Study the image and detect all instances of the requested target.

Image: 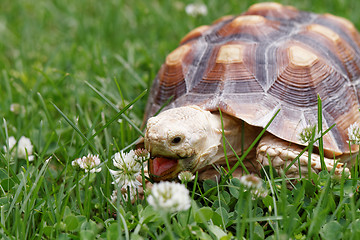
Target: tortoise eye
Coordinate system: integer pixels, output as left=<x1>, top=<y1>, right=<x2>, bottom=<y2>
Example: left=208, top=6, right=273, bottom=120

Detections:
left=171, top=136, right=182, bottom=144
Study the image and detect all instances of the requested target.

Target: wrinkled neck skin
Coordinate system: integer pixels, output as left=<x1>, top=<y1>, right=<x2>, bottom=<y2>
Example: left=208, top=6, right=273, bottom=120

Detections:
left=197, top=112, right=260, bottom=173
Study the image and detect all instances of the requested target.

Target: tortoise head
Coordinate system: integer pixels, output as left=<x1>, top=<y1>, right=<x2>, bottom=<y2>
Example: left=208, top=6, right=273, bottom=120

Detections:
left=144, top=105, right=222, bottom=181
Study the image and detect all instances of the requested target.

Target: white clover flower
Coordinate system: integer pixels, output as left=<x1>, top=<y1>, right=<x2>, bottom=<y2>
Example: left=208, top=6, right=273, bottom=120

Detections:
left=112, top=150, right=142, bottom=171
left=178, top=171, right=195, bottom=182
left=10, top=103, right=24, bottom=114
left=298, top=124, right=321, bottom=144
left=134, top=148, right=150, bottom=163
left=109, top=149, right=145, bottom=203
left=240, top=174, right=268, bottom=199
left=109, top=168, right=142, bottom=188
left=347, top=122, right=360, bottom=145
left=4, top=136, right=16, bottom=152
left=4, top=136, right=35, bottom=161
left=17, top=136, right=34, bottom=159
left=109, top=150, right=142, bottom=188
left=147, top=181, right=191, bottom=213
left=185, top=3, right=208, bottom=17
left=111, top=189, right=118, bottom=203
left=251, top=188, right=268, bottom=198
left=72, top=154, right=101, bottom=173
left=110, top=187, right=138, bottom=203
left=240, top=174, right=263, bottom=189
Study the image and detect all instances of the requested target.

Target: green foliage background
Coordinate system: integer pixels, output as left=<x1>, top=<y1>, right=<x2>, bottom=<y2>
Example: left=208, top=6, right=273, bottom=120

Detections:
left=1, top=0, right=360, bottom=239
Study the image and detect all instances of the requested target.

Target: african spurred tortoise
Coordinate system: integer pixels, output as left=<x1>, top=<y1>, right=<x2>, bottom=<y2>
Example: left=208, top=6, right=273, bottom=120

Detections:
left=143, top=2, right=360, bottom=181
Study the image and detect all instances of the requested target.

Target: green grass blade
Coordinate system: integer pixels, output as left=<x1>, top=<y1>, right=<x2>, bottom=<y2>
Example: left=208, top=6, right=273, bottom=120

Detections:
left=153, top=95, right=174, bottom=117
left=5, top=170, right=29, bottom=221
left=20, top=157, right=51, bottom=213
left=242, top=216, right=283, bottom=222
left=37, top=93, right=55, bottom=131
left=317, top=95, right=326, bottom=171
left=221, top=109, right=280, bottom=184
left=307, top=128, right=315, bottom=181
left=223, top=137, right=249, bottom=175
left=218, top=109, right=230, bottom=172
left=284, top=124, right=335, bottom=173
left=85, top=81, right=145, bottom=136
left=260, top=160, right=280, bottom=238
left=51, top=102, right=99, bottom=154
left=82, top=87, right=147, bottom=147
left=114, top=54, right=147, bottom=88
left=113, top=77, right=126, bottom=108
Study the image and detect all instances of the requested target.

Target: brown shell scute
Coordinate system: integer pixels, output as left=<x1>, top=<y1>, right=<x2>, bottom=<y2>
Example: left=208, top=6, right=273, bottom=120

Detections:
left=180, top=26, right=211, bottom=44
left=145, top=2, right=360, bottom=155
left=216, top=15, right=280, bottom=38
left=320, top=14, right=360, bottom=49
left=301, top=24, right=360, bottom=79
left=154, top=44, right=193, bottom=103
left=245, top=2, right=299, bottom=20
left=268, top=43, right=346, bottom=108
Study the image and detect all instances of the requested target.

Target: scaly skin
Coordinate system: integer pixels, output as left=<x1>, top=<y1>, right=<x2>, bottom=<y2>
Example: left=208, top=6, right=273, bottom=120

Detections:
left=256, top=134, right=349, bottom=178
left=144, top=106, right=349, bottom=181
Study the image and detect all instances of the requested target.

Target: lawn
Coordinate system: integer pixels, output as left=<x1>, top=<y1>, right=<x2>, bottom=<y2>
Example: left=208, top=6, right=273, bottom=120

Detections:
left=1, top=0, right=360, bottom=239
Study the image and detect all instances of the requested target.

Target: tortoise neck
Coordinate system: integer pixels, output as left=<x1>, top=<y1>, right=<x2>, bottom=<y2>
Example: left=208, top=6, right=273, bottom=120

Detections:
left=201, top=112, right=261, bottom=168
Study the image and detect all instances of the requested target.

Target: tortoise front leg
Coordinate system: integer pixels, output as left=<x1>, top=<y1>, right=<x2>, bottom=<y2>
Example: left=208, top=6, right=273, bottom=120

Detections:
left=256, top=134, right=349, bottom=178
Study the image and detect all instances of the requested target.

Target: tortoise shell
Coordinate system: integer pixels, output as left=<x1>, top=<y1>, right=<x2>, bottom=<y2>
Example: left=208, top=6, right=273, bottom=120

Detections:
left=145, top=2, right=360, bottom=156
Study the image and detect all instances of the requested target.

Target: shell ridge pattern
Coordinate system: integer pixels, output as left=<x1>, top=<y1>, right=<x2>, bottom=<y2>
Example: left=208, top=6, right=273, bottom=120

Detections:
left=314, top=16, right=360, bottom=56
left=146, top=3, right=360, bottom=154
left=321, top=109, right=346, bottom=151
left=298, top=22, right=360, bottom=81
left=254, top=43, right=269, bottom=91
left=188, top=44, right=216, bottom=94
left=181, top=16, right=235, bottom=45
left=351, top=79, right=360, bottom=103
left=256, top=13, right=317, bottom=91
left=293, top=35, right=348, bottom=77
left=184, top=39, right=209, bottom=96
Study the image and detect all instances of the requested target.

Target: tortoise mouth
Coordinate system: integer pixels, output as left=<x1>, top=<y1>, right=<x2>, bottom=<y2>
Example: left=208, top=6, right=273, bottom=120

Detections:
left=149, top=156, right=180, bottom=181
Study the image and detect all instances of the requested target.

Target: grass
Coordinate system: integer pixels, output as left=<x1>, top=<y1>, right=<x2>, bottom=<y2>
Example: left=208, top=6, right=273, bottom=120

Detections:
left=1, top=0, right=360, bottom=239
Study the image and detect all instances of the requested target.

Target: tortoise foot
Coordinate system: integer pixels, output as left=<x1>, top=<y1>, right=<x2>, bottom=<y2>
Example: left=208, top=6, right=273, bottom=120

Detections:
left=256, top=134, right=349, bottom=178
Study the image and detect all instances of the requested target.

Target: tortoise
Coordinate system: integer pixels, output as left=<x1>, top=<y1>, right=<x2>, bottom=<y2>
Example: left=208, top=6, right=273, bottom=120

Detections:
left=143, top=2, right=360, bottom=182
